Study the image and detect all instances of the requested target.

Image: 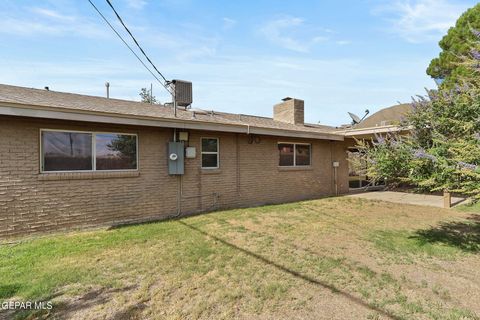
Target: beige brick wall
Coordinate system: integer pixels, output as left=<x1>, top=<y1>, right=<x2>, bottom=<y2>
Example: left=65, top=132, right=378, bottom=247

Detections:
left=0, top=116, right=349, bottom=238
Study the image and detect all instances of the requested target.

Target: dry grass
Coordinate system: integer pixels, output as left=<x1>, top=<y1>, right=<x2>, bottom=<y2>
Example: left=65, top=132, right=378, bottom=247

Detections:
left=1, top=197, right=480, bottom=319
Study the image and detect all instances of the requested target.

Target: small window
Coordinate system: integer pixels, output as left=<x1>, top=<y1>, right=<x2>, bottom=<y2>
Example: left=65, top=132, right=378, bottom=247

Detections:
left=201, top=138, right=219, bottom=169
left=41, top=130, right=138, bottom=172
left=278, top=143, right=311, bottom=167
left=295, top=144, right=311, bottom=166
left=278, top=143, right=294, bottom=166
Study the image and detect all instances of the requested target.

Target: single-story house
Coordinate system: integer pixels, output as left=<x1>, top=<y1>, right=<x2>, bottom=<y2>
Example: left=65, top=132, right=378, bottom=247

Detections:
left=0, top=84, right=402, bottom=238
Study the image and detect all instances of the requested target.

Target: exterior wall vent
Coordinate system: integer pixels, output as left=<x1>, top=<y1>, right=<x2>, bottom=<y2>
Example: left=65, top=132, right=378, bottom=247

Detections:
left=171, top=79, right=192, bottom=107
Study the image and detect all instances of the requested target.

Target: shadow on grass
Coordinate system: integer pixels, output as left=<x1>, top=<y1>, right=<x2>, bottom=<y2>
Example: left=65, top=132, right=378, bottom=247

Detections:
left=4, top=285, right=138, bottom=320
left=0, top=284, right=21, bottom=299
left=178, top=221, right=402, bottom=320
left=412, top=215, right=480, bottom=253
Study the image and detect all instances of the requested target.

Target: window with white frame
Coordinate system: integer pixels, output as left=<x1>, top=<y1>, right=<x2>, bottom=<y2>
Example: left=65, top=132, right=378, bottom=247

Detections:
left=41, top=130, right=138, bottom=172
left=201, top=138, right=219, bottom=169
left=278, top=143, right=311, bottom=167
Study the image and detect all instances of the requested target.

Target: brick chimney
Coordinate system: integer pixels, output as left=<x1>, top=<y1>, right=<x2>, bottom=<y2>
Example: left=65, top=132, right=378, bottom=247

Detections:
left=273, top=97, right=304, bottom=125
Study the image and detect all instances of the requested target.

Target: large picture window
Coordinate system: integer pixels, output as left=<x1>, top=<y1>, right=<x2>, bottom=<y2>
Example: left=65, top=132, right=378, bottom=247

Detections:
left=278, top=143, right=311, bottom=167
left=201, top=138, right=219, bottom=169
left=41, top=130, right=138, bottom=172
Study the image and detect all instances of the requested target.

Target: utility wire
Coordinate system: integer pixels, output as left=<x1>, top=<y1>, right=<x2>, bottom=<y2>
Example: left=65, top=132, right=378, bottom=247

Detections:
left=104, top=0, right=169, bottom=84
left=87, top=0, right=171, bottom=94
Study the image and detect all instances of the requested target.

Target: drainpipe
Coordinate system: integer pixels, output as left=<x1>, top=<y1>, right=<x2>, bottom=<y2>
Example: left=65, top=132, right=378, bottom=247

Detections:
left=333, top=165, right=338, bottom=196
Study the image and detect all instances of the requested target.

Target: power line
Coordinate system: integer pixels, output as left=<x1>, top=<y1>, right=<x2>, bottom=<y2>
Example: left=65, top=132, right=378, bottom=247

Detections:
left=104, top=0, right=169, bottom=84
left=87, top=0, right=171, bottom=94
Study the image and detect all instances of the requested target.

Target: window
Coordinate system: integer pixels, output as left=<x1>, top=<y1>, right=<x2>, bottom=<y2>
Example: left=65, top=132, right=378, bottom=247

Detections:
left=278, top=143, right=311, bottom=167
left=42, top=131, right=93, bottom=171
left=41, top=130, right=138, bottom=172
left=201, top=138, right=219, bottom=169
left=95, top=133, right=137, bottom=170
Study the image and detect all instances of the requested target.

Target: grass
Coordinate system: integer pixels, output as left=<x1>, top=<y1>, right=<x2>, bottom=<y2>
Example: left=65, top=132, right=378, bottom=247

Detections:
left=1, top=197, right=480, bottom=319
left=456, top=201, right=480, bottom=214
left=369, top=230, right=463, bottom=261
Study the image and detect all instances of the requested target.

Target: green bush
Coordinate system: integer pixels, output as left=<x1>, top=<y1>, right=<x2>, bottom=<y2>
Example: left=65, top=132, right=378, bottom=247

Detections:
left=356, top=28, right=480, bottom=199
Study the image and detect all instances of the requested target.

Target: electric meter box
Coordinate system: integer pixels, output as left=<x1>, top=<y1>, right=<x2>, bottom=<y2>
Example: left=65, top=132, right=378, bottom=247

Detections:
left=168, top=141, right=184, bottom=175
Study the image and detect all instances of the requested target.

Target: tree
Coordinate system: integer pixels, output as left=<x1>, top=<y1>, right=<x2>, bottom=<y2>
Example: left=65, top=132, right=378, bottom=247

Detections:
left=139, top=87, right=158, bottom=104
left=107, top=135, right=137, bottom=167
left=427, top=4, right=480, bottom=86
left=357, top=30, right=480, bottom=199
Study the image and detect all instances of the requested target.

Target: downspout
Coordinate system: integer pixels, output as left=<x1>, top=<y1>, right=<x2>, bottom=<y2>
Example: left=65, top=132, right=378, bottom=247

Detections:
left=333, top=142, right=338, bottom=196
left=334, top=165, right=338, bottom=196
left=330, top=141, right=339, bottom=196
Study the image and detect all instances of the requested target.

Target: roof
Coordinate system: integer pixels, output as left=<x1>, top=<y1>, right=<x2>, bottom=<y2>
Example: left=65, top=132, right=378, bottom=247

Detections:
left=342, top=124, right=412, bottom=138
left=0, top=84, right=343, bottom=140
left=354, top=103, right=412, bottom=129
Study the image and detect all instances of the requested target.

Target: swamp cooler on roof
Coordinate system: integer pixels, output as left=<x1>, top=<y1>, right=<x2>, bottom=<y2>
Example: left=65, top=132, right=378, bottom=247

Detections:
left=171, top=80, right=192, bottom=107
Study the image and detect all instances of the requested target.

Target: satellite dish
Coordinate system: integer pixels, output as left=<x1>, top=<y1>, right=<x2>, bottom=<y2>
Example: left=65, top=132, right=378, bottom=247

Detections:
left=348, top=112, right=362, bottom=124
left=348, top=109, right=370, bottom=125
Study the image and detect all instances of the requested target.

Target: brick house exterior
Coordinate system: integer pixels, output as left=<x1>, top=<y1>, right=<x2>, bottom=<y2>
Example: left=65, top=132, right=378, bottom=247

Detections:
left=0, top=84, right=351, bottom=238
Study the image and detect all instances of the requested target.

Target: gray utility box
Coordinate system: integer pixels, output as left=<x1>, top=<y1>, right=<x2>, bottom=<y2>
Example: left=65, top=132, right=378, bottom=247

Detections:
left=168, top=141, right=184, bottom=175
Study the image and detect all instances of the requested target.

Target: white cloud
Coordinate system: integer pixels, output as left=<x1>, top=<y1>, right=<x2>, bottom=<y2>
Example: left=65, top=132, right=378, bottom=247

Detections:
left=260, top=16, right=330, bottom=53
left=0, top=16, right=107, bottom=38
left=125, top=0, right=147, bottom=10
left=222, top=17, right=237, bottom=29
left=30, top=7, right=75, bottom=21
left=336, top=40, right=351, bottom=45
left=0, top=6, right=108, bottom=38
left=375, top=0, right=471, bottom=43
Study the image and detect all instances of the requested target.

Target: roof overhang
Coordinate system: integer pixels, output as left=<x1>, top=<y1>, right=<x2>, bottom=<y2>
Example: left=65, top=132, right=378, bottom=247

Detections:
left=0, top=102, right=344, bottom=141
left=341, top=125, right=412, bottom=138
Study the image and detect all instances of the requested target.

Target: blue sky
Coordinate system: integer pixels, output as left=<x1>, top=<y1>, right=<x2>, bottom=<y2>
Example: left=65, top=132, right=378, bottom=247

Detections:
left=0, top=0, right=477, bottom=125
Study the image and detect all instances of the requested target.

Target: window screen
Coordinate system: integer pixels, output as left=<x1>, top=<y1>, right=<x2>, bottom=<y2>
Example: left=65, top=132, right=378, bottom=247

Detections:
left=278, top=143, right=294, bottom=166
left=41, top=130, right=138, bottom=172
left=201, top=138, right=219, bottom=168
left=278, top=143, right=311, bottom=167
left=95, top=134, right=137, bottom=170
left=42, top=131, right=93, bottom=171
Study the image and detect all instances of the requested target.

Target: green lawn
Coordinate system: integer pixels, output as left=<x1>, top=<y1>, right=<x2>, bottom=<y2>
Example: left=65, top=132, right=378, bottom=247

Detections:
left=1, top=197, right=480, bottom=319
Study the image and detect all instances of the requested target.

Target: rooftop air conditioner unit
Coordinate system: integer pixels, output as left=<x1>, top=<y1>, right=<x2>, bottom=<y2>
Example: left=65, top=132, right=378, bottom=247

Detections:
left=171, top=79, right=192, bottom=107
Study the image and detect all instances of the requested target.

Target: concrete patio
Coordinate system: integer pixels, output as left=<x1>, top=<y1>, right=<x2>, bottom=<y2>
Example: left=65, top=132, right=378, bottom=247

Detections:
left=347, top=191, right=467, bottom=208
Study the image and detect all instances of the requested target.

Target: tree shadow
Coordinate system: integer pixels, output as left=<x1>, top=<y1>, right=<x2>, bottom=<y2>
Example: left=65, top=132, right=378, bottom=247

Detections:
left=3, top=285, right=138, bottom=320
left=177, top=221, right=402, bottom=320
left=52, top=285, right=138, bottom=319
left=111, top=302, right=147, bottom=320
left=412, top=214, right=480, bottom=253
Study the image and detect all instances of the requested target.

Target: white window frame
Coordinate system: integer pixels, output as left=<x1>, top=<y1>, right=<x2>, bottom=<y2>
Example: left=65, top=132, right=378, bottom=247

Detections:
left=201, top=137, right=219, bottom=169
left=39, top=129, right=139, bottom=173
left=278, top=142, right=312, bottom=167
